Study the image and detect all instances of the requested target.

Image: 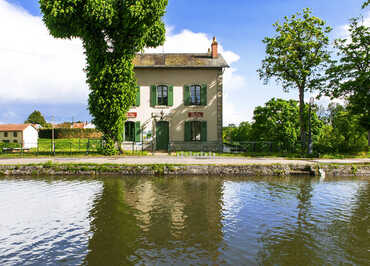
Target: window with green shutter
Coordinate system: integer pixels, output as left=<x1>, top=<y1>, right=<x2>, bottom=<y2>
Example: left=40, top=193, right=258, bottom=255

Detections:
left=184, top=85, right=190, bottom=106
left=168, top=85, right=174, bottom=106
left=150, top=85, right=157, bottom=107
left=135, top=86, right=140, bottom=107
left=201, top=84, right=207, bottom=106
left=185, top=121, right=207, bottom=142
left=184, top=121, right=191, bottom=141
left=135, top=121, right=141, bottom=142
left=124, top=121, right=135, bottom=141
left=201, top=121, right=207, bottom=141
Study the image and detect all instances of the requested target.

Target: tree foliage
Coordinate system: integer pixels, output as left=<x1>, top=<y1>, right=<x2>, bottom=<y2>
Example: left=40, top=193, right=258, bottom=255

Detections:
left=362, top=0, right=369, bottom=9
left=258, top=8, right=331, bottom=144
left=250, top=98, right=323, bottom=149
left=315, top=103, right=368, bottom=153
left=39, top=0, right=168, bottom=154
left=321, top=17, right=369, bottom=145
left=24, top=110, right=47, bottom=127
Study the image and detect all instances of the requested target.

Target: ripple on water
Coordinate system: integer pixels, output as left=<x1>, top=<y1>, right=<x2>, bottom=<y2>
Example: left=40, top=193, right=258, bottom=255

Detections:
left=0, top=178, right=102, bottom=265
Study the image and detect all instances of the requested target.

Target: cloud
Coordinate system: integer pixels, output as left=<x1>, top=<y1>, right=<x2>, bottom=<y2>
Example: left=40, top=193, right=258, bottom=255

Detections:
left=0, top=0, right=246, bottom=125
left=335, top=11, right=370, bottom=38
left=0, top=0, right=88, bottom=104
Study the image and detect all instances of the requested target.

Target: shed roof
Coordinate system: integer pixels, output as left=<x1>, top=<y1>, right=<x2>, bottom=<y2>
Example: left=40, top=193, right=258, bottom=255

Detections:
left=0, top=124, right=33, bottom=132
left=133, top=53, right=229, bottom=69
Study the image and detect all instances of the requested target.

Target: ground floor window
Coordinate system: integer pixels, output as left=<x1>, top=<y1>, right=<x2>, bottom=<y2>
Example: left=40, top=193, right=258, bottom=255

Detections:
left=125, top=121, right=135, bottom=142
left=124, top=121, right=141, bottom=142
left=185, top=121, right=207, bottom=142
left=13, top=140, right=18, bottom=143
left=191, top=121, right=201, bottom=141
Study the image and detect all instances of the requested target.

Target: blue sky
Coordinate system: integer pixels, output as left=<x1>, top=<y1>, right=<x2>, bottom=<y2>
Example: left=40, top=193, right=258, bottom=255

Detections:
left=0, top=0, right=368, bottom=124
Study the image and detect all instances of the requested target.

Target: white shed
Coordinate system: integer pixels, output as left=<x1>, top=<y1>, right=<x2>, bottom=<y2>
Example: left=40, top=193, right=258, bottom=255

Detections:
left=0, top=124, right=39, bottom=149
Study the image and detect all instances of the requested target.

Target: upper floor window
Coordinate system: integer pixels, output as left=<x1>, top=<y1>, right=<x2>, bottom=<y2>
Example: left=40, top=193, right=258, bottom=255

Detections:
left=150, top=85, right=174, bottom=107
left=13, top=132, right=17, bottom=137
left=157, top=85, right=168, bottom=106
left=184, top=84, right=207, bottom=106
left=4, top=132, right=8, bottom=138
left=190, top=85, right=201, bottom=105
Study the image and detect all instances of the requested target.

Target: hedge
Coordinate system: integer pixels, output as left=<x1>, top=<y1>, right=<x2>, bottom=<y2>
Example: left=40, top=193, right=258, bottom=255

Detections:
left=39, top=128, right=102, bottom=139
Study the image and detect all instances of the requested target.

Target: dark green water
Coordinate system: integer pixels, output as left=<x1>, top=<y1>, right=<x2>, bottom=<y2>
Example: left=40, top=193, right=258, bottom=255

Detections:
left=0, top=176, right=369, bottom=265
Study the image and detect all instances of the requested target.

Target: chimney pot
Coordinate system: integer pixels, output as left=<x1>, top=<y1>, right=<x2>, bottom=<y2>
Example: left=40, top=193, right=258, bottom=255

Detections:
left=211, top=36, right=218, bottom=58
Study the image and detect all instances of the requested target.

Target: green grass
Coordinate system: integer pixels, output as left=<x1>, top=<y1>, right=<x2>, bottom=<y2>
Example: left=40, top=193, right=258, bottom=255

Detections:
left=174, top=151, right=370, bottom=159
left=0, top=138, right=149, bottom=158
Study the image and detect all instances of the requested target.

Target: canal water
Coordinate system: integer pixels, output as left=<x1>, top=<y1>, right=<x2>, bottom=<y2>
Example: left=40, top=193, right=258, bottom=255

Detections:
left=0, top=176, right=369, bottom=265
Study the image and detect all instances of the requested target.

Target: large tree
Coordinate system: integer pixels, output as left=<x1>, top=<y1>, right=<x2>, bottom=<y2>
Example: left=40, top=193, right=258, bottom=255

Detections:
left=258, top=8, right=331, bottom=145
left=24, top=110, right=47, bottom=127
left=321, top=18, right=369, bottom=146
left=39, top=0, right=168, bottom=154
left=250, top=98, right=323, bottom=151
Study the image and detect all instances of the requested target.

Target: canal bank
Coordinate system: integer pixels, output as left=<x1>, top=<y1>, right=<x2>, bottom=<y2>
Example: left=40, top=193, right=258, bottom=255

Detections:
left=0, top=162, right=369, bottom=177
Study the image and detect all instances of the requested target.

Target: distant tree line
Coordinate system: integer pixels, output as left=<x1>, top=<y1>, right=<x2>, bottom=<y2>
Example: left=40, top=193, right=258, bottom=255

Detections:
left=223, top=98, right=368, bottom=154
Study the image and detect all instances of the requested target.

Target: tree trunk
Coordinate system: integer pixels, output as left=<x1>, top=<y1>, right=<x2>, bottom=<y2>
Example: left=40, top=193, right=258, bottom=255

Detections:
left=299, top=87, right=306, bottom=145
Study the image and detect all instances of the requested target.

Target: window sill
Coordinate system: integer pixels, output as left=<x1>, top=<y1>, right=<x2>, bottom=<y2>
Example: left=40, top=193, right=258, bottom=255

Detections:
left=152, top=105, right=171, bottom=109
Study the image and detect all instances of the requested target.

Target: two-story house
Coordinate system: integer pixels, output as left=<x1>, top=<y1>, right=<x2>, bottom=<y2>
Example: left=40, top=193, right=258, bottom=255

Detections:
left=123, top=37, right=229, bottom=152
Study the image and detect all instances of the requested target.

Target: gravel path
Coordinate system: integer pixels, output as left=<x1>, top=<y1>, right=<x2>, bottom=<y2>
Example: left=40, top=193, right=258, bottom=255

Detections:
left=0, top=156, right=368, bottom=165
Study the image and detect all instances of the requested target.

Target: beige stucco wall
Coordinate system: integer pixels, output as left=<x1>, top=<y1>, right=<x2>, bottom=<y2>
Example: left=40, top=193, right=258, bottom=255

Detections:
left=0, top=131, right=22, bottom=144
left=127, top=68, right=222, bottom=143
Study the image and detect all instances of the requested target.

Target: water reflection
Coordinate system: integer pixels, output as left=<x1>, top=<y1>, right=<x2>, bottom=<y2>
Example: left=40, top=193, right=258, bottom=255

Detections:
left=0, top=176, right=368, bottom=265
left=84, top=177, right=225, bottom=265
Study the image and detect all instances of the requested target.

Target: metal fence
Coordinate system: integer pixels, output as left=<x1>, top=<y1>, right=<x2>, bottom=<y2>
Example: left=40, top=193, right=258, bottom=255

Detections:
left=224, top=141, right=306, bottom=154
left=0, top=139, right=156, bottom=157
left=0, top=139, right=103, bottom=157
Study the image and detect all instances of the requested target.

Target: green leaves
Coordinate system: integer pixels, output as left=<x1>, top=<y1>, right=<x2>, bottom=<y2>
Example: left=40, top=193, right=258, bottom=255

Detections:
left=39, top=0, right=168, bottom=154
left=323, top=17, right=370, bottom=132
left=258, top=8, right=332, bottom=145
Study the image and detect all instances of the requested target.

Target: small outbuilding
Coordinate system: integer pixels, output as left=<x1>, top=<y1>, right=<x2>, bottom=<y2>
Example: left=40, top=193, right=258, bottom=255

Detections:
left=0, top=124, right=39, bottom=149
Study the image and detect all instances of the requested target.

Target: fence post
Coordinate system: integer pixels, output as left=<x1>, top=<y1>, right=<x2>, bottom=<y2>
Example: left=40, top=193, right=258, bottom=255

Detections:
left=87, top=139, right=90, bottom=155
left=70, top=142, right=72, bottom=156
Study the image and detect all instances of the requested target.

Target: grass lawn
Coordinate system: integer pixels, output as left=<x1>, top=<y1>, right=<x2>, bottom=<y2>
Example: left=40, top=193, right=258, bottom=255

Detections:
left=0, top=138, right=148, bottom=157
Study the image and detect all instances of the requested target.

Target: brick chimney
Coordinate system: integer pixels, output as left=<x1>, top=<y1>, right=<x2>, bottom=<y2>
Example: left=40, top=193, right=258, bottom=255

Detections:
left=211, top=36, right=218, bottom=58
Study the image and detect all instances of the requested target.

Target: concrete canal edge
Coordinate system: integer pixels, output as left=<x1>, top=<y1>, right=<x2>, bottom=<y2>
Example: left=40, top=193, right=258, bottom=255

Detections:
left=0, top=163, right=369, bottom=177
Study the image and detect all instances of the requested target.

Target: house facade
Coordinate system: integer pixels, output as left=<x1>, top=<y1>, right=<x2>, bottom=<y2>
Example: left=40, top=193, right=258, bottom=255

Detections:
left=122, top=38, right=228, bottom=152
left=0, top=124, right=38, bottom=149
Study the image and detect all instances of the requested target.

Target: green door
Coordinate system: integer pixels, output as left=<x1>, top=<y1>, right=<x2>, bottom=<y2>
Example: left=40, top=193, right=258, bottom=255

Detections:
left=156, top=121, right=169, bottom=150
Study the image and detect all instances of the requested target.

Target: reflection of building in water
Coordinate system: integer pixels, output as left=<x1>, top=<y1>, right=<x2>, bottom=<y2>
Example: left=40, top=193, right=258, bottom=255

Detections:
left=123, top=177, right=225, bottom=263
left=85, top=177, right=225, bottom=265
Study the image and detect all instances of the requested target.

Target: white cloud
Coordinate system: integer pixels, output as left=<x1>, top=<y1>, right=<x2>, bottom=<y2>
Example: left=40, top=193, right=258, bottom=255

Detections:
left=0, top=0, right=88, bottom=104
left=336, top=11, right=370, bottom=38
left=0, top=0, right=246, bottom=125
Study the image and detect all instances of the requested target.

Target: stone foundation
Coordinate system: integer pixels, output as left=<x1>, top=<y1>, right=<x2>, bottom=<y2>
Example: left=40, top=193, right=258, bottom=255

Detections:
left=0, top=163, right=369, bottom=177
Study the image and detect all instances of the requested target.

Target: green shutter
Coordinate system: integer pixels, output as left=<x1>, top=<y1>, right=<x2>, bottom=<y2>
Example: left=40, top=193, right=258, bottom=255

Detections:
left=168, top=85, right=173, bottom=106
left=201, top=121, right=207, bottom=141
left=184, top=121, right=191, bottom=141
left=123, top=122, right=126, bottom=141
left=135, top=86, right=140, bottom=107
left=184, top=85, right=190, bottom=106
left=135, top=121, right=141, bottom=142
left=201, top=84, right=207, bottom=106
left=150, top=85, right=157, bottom=107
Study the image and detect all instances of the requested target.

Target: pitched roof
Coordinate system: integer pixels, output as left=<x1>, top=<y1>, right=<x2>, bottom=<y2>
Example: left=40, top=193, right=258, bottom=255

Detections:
left=133, top=53, right=229, bottom=69
left=0, top=124, right=33, bottom=132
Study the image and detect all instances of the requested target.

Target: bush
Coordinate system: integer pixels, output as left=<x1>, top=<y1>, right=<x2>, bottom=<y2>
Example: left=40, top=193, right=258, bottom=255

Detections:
left=39, top=128, right=102, bottom=139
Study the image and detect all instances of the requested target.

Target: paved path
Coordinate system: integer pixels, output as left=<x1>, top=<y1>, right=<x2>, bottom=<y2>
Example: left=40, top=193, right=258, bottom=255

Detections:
left=0, top=156, right=369, bottom=165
